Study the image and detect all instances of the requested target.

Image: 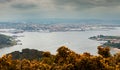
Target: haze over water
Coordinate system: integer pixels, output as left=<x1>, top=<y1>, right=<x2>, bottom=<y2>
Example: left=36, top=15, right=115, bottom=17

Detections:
left=0, top=27, right=120, bottom=56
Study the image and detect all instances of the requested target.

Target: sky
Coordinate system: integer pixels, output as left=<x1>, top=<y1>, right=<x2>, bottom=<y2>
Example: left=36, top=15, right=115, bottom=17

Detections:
left=0, top=0, right=120, bottom=22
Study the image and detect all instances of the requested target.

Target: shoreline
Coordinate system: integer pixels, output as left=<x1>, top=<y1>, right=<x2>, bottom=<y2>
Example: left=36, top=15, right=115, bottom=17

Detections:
left=111, top=47, right=120, bottom=52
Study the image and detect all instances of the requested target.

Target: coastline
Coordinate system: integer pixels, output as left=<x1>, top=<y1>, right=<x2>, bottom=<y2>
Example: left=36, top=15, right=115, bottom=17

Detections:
left=0, top=34, right=17, bottom=49
left=111, top=47, right=120, bottom=52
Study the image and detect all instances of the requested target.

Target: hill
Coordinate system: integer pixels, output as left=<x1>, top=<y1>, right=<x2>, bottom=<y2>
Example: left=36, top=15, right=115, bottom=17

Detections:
left=7, top=48, right=44, bottom=60
left=0, top=34, right=16, bottom=48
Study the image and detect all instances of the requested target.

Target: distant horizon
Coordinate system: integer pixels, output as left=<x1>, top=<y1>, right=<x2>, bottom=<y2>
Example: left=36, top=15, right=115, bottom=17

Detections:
left=0, top=19, right=120, bottom=24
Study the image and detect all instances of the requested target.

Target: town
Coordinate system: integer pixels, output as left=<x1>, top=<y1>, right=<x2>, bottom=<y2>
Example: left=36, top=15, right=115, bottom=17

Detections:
left=0, top=22, right=119, bottom=33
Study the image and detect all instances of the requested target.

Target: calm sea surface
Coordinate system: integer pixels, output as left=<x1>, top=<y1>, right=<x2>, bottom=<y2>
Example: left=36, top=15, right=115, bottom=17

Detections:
left=0, top=27, right=120, bottom=56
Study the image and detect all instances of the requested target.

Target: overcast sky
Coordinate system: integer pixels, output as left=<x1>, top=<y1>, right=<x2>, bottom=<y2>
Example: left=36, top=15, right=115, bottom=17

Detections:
left=0, top=0, right=120, bottom=22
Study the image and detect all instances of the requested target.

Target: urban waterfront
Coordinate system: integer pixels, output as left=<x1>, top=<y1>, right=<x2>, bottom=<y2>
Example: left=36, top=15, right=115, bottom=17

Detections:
left=0, top=27, right=120, bottom=56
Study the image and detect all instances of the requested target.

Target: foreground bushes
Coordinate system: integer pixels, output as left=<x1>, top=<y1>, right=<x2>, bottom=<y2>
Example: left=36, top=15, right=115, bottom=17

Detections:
left=1, top=46, right=120, bottom=70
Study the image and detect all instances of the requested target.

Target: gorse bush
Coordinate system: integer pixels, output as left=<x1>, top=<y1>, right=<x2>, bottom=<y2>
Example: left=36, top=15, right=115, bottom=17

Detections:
left=1, top=46, right=120, bottom=70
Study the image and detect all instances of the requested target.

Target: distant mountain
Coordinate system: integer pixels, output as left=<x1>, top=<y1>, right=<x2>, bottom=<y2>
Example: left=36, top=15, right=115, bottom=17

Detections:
left=0, top=19, right=120, bottom=24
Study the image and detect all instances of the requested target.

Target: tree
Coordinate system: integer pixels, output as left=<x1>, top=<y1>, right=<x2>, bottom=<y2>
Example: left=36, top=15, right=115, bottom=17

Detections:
left=98, top=46, right=111, bottom=58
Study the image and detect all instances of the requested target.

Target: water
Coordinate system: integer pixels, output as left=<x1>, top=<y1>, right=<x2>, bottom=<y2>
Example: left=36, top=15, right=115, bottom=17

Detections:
left=0, top=28, right=120, bottom=56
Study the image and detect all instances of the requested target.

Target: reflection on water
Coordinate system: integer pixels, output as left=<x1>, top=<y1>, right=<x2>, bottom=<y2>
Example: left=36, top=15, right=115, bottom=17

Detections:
left=0, top=28, right=120, bottom=56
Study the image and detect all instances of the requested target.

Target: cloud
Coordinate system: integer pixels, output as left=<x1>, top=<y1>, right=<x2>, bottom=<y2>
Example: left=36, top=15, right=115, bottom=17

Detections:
left=0, top=0, right=120, bottom=10
left=11, top=3, right=37, bottom=9
left=0, top=0, right=120, bottom=21
left=53, top=0, right=120, bottom=10
left=0, top=0, right=56, bottom=10
left=0, top=0, right=12, bottom=3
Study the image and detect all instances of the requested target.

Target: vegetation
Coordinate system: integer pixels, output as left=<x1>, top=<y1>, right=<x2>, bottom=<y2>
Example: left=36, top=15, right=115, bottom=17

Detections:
left=1, top=46, right=120, bottom=70
left=0, top=34, right=16, bottom=48
left=7, top=48, right=44, bottom=60
left=103, top=42, right=120, bottom=49
left=89, top=35, right=120, bottom=41
left=89, top=35, right=120, bottom=48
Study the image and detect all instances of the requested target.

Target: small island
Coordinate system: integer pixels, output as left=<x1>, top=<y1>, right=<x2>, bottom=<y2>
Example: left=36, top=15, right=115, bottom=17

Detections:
left=0, top=34, right=17, bottom=48
left=89, top=35, right=120, bottom=48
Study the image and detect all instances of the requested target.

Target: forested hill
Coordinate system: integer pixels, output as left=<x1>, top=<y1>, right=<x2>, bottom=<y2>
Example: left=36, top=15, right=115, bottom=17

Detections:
left=0, top=34, right=16, bottom=48
left=7, top=48, right=44, bottom=60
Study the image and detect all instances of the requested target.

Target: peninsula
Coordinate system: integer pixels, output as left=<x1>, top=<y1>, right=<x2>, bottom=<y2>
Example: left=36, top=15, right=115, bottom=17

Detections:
left=89, top=35, right=120, bottom=48
left=0, top=34, right=17, bottom=48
